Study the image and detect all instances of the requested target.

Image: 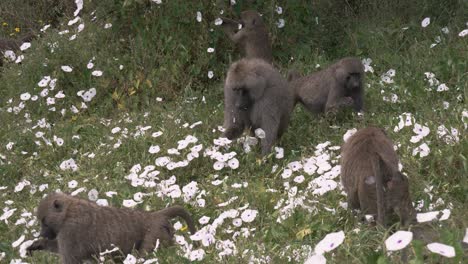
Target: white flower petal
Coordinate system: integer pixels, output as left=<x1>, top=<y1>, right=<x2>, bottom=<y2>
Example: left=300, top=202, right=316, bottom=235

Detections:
left=314, top=231, right=345, bottom=255
left=343, top=128, right=357, bottom=142
left=20, top=42, right=31, bottom=51
left=12, top=235, right=25, bottom=248
left=463, top=228, right=468, bottom=244
left=421, top=17, right=431, bottom=28
left=427, top=243, right=455, bottom=258
left=123, top=199, right=138, bottom=208
left=61, top=65, right=73, bottom=72
left=304, top=254, right=326, bottom=264
left=254, top=128, right=266, bottom=138
left=240, top=209, right=257, bottom=223
left=417, top=211, right=439, bottom=223
left=458, top=29, right=468, bottom=37
left=385, top=231, right=413, bottom=251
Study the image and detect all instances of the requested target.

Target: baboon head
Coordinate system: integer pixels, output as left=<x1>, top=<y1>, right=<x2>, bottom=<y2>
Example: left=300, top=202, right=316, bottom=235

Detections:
left=385, top=172, right=416, bottom=226
left=234, top=88, right=253, bottom=110
left=334, top=59, right=364, bottom=94
left=37, top=193, right=69, bottom=239
left=226, top=60, right=266, bottom=110
left=241, top=10, right=263, bottom=28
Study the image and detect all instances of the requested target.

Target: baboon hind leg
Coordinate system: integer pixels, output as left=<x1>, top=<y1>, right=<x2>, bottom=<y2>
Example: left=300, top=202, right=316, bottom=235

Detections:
left=347, top=190, right=360, bottom=210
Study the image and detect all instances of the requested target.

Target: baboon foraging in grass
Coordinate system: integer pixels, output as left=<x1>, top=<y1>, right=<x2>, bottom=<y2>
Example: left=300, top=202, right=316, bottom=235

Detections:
left=27, top=192, right=196, bottom=263
left=221, top=10, right=272, bottom=63
left=223, top=58, right=294, bottom=156
left=340, top=127, right=416, bottom=226
left=290, top=57, right=364, bottom=114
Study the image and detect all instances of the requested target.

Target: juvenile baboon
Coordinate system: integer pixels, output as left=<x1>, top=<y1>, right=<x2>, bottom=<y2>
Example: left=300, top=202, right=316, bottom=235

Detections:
left=223, top=58, right=294, bottom=155
left=340, top=127, right=416, bottom=226
left=221, top=10, right=272, bottom=63
left=290, top=57, right=364, bottom=114
left=27, top=193, right=196, bottom=263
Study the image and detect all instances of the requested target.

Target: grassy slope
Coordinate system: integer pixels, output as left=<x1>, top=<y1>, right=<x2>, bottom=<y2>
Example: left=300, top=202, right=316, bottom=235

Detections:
left=0, top=0, right=467, bottom=263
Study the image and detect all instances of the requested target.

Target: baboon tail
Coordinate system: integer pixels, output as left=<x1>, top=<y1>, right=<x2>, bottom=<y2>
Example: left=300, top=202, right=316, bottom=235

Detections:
left=159, top=206, right=197, bottom=234
left=371, top=155, right=386, bottom=225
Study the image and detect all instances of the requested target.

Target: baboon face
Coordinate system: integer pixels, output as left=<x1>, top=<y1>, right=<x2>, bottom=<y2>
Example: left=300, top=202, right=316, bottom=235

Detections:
left=37, top=195, right=68, bottom=239
left=241, top=11, right=262, bottom=28
left=345, top=72, right=362, bottom=92
left=234, top=88, right=252, bottom=110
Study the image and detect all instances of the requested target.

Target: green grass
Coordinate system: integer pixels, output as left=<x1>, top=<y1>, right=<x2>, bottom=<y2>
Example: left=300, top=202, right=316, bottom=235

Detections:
left=0, top=0, right=467, bottom=263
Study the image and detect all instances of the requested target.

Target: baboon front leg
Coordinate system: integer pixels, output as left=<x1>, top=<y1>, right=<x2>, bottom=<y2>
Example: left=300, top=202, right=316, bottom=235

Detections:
left=351, top=93, right=363, bottom=112
left=140, top=229, right=173, bottom=253
left=221, top=17, right=241, bottom=39
left=27, top=238, right=59, bottom=254
left=325, top=85, right=352, bottom=113
left=259, top=116, right=280, bottom=156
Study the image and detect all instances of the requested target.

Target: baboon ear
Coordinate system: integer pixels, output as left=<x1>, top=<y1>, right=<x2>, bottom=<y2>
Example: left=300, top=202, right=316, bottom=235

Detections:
left=53, top=199, right=64, bottom=212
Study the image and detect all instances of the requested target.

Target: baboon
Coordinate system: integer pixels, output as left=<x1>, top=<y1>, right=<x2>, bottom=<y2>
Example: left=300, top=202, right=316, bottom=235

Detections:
left=27, top=192, right=196, bottom=263
left=340, top=127, right=416, bottom=226
left=221, top=10, right=272, bottom=63
left=223, top=58, right=294, bottom=156
left=289, top=57, right=364, bottom=114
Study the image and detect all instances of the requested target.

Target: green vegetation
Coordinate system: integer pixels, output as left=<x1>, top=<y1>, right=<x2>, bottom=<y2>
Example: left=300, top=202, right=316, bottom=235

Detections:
left=0, top=0, right=466, bottom=263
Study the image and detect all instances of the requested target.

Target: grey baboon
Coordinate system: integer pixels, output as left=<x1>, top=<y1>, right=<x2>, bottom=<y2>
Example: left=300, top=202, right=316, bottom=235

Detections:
left=340, top=127, right=415, bottom=226
left=221, top=10, right=272, bottom=63
left=27, top=193, right=196, bottom=263
left=290, top=57, right=364, bottom=114
left=223, top=58, right=294, bottom=155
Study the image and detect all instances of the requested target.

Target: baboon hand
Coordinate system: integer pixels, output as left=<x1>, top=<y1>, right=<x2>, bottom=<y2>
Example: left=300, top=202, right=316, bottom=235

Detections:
left=27, top=240, right=46, bottom=255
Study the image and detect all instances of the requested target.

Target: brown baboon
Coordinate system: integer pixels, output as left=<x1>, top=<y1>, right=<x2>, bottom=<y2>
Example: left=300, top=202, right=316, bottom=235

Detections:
left=27, top=193, right=196, bottom=263
left=221, top=10, right=272, bottom=63
left=340, top=127, right=415, bottom=226
left=290, top=57, right=364, bottom=114
left=223, top=58, right=294, bottom=156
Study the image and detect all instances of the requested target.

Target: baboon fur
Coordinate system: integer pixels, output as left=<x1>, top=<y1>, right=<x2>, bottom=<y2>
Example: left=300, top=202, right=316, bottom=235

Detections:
left=223, top=58, right=294, bottom=155
left=290, top=57, right=364, bottom=114
left=27, top=192, right=196, bottom=263
left=340, top=127, right=416, bottom=226
left=221, top=10, right=272, bottom=63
